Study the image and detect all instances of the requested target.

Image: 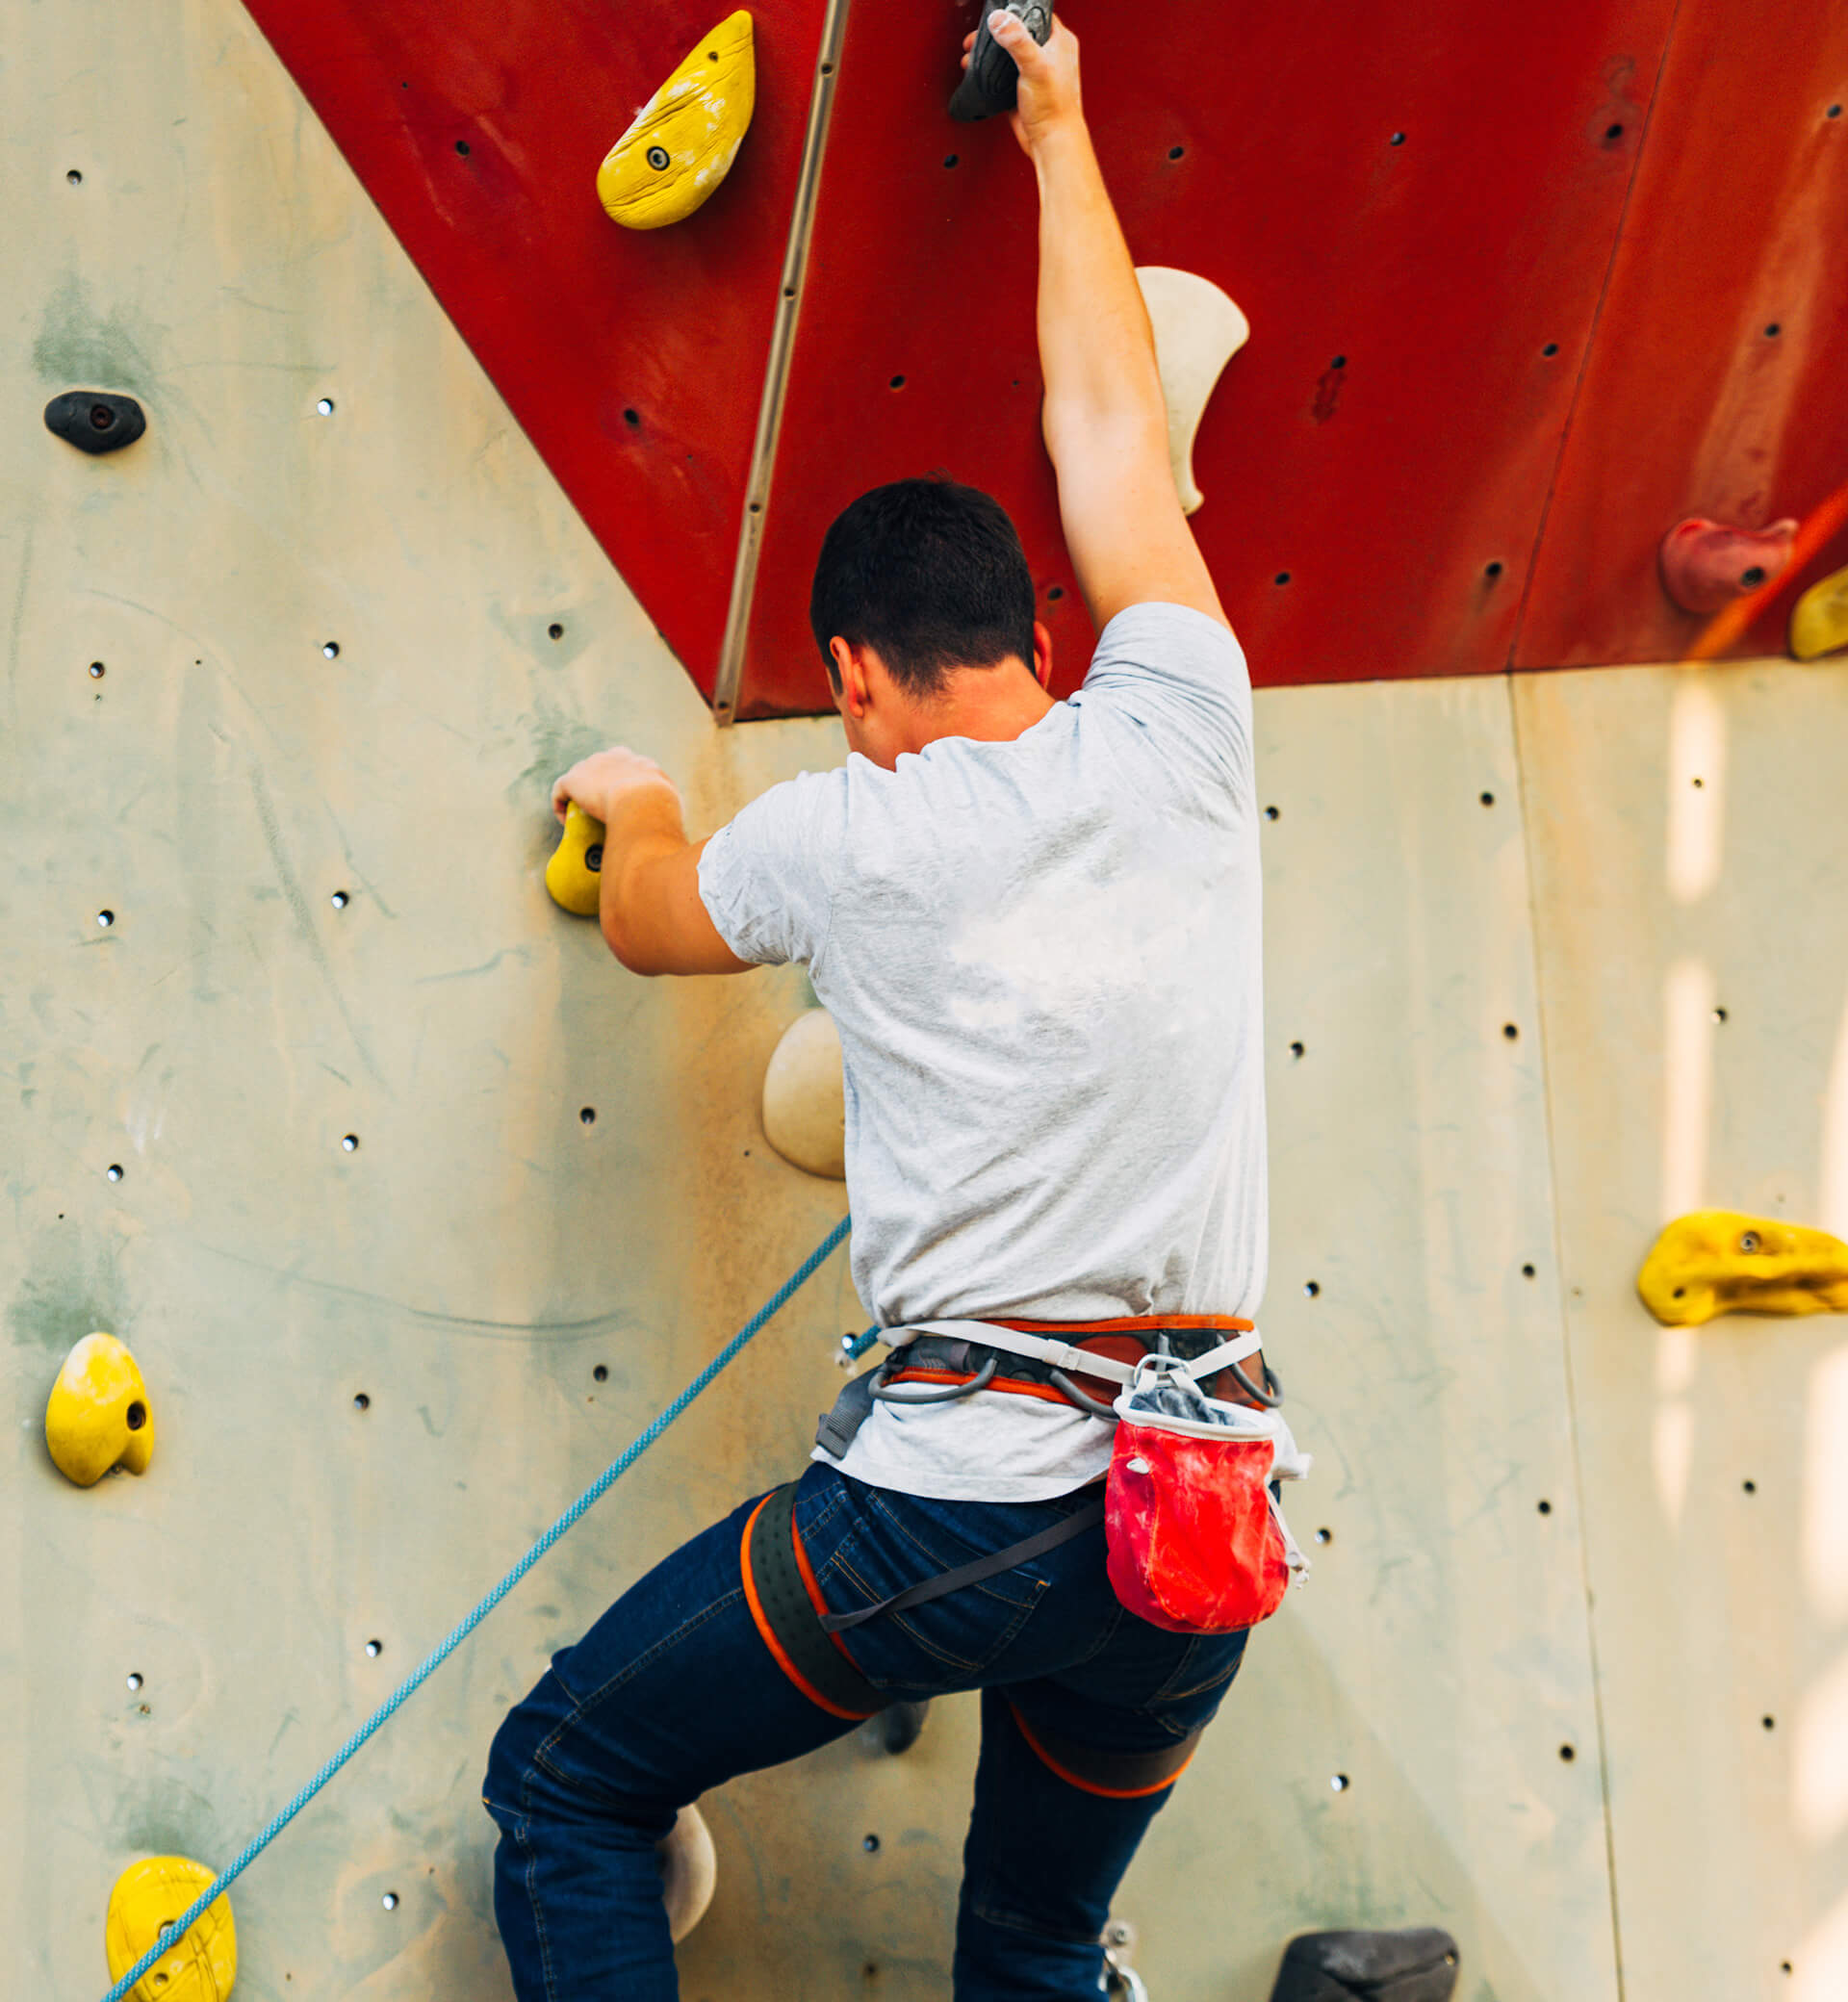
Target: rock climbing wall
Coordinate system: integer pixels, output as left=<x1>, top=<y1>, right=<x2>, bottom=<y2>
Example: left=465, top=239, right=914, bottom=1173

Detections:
left=6, top=4, right=1848, bottom=2002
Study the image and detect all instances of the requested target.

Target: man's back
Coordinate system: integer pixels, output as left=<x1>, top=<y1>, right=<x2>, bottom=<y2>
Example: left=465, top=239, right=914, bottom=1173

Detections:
left=701, top=603, right=1268, bottom=1499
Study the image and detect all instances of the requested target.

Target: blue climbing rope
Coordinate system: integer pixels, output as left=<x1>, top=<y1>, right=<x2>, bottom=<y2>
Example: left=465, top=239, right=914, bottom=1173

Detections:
left=96, top=1215, right=852, bottom=2002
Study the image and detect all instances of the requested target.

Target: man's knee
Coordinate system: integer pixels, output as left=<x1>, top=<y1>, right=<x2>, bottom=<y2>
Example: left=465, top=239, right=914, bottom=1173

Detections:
left=482, top=1669, right=569, bottom=1820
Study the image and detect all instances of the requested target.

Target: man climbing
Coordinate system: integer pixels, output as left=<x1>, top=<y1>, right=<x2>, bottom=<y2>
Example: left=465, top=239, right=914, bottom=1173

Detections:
left=485, top=15, right=1274, bottom=1998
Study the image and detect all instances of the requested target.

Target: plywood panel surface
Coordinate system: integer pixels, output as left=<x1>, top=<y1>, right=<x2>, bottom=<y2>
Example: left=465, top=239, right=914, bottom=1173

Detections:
left=1517, top=660, right=1848, bottom=2001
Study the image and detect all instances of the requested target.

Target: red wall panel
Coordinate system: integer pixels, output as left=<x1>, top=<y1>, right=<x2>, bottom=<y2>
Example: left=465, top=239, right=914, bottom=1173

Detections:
left=1514, top=4, right=1848, bottom=668
left=741, top=0, right=1678, bottom=714
left=240, top=0, right=831, bottom=697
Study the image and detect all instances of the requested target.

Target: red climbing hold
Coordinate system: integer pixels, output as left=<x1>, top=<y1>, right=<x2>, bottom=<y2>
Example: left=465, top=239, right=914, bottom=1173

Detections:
left=1658, top=516, right=1796, bottom=615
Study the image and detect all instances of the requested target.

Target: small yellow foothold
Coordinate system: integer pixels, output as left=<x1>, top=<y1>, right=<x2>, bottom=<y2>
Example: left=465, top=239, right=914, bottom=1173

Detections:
left=1789, top=560, right=1848, bottom=660
left=106, top=1856, right=236, bottom=2002
left=46, top=1332, right=154, bottom=1487
left=546, top=802, right=606, bottom=917
left=597, top=11, right=756, bottom=231
left=1637, top=1210, right=1848, bottom=1326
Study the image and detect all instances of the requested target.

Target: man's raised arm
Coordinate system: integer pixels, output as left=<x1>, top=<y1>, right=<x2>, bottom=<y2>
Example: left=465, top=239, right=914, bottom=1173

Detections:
left=988, top=12, right=1228, bottom=634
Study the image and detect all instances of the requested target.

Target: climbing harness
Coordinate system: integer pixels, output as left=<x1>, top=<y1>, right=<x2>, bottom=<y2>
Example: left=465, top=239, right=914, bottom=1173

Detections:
left=93, top=1216, right=852, bottom=2002
left=810, top=1314, right=1312, bottom=1646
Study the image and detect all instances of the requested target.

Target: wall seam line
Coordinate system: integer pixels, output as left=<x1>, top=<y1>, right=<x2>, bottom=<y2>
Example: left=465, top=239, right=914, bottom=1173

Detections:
left=711, top=0, right=854, bottom=725
left=1508, top=666, right=1630, bottom=2002
left=1503, top=0, right=1689, bottom=677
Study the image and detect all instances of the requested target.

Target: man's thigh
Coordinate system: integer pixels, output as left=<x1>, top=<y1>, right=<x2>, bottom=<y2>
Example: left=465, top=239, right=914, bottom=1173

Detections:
left=484, top=1489, right=864, bottom=1826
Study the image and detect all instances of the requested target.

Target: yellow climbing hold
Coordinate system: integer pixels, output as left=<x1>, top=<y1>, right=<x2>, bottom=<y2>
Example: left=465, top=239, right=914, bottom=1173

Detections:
left=106, top=1856, right=236, bottom=2002
left=597, top=12, right=756, bottom=231
left=46, top=1332, right=154, bottom=1487
left=1789, top=560, right=1848, bottom=660
left=546, top=801, right=605, bottom=917
left=1637, top=1210, right=1848, bottom=1326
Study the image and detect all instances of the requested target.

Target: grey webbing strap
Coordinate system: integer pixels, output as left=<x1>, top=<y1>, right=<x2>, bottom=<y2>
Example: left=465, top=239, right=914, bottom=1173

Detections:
left=815, top=1367, right=880, bottom=1459
left=1010, top=1702, right=1205, bottom=1795
left=817, top=1496, right=1106, bottom=1634
left=745, top=1482, right=887, bottom=1717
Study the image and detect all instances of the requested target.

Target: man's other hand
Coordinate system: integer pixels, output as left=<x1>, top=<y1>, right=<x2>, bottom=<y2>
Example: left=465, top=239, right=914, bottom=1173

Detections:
left=552, top=746, right=680, bottom=827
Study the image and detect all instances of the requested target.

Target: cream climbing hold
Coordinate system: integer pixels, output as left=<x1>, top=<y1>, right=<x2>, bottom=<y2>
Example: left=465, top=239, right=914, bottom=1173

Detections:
left=1134, top=267, right=1249, bottom=517
left=762, top=1008, right=846, bottom=1179
left=598, top=12, right=756, bottom=230
left=106, top=1856, right=236, bottom=2002
left=45, top=1331, right=154, bottom=1487
left=659, top=1804, right=718, bottom=1943
left=1789, top=559, right=1848, bottom=660
left=1637, top=1210, right=1848, bottom=1326
left=546, top=802, right=605, bottom=917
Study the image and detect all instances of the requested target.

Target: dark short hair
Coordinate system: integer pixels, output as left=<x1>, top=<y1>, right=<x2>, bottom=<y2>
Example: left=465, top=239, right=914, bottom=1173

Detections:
left=808, top=477, right=1036, bottom=697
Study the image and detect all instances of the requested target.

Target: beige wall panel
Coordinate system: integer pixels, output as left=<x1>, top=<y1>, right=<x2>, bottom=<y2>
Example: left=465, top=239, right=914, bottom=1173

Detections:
left=6, top=4, right=1621, bottom=2000
left=1516, top=661, right=1848, bottom=2002
left=1116, top=679, right=1613, bottom=2002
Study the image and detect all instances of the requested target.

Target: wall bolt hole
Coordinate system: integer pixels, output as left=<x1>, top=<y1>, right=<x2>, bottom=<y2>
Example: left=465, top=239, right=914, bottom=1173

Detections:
left=1762, top=1714, right=1776, bottom=1730
left=1537, top=1499, right=1553, bottom=1514
left=1559, top=1743, right=1576, bottom=1761
left=353, top=1393, right=371, bottom=1411
left=316, top=398, right=335, bottom=416
left=1713, top=1006, right=1728, bottom=1023
left=341, top=1134, right=360, bottom=1152
left=1303, top=1280, right=1321, bottom=1298
left=861, top=1833, right=880, bottom=1853
left=1743, top=1478, right=1758, bottom=1494
left=1314, top=1527, right=1332, bottom=1546
left=1289, top=1040, right=1305, bottom=1060
left=593, top=1364, right=609, bottom=1382
left=1502, top=1023, right=1520, bottom=1040
left=365, top=1638, right=382, bottom=1658
left=1331, top=1772, right=1350, bottom=1790
left=1522, top=1263, right=1536, bottom=1278
left=1480, top=790, right=1496, bottom=806
left=67, top=168, right=83, bottom=185
left=382, top=1890, right=399, bottom=1910
left=321, top=642, right=340, bottom=659
left=548, top=622, right=564, bottom=640
left=127, top=1672, right=143, bottom=1691
left=331, top=890, right=350, bottom=909
left=579, top=1106, right=597, bottom=1124
left=97, top=910, right=115, bottom=928
left=1264, top=805, right=1280, bottom=821
left=106, top=1164, right=124, bottom=1183
left=89, top=660, right=105, bottom=679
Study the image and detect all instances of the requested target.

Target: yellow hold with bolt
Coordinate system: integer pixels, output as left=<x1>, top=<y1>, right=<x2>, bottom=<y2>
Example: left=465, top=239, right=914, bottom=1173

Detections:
left=106, top=1856, right=236, bottom=2002
left=547, top=801, right=606, bottom=917
left=46, top=1331, right=155, bottom=1487
left=1637, top=1210, right=1848, bottom=1326
left=597, top=12, right=756, bottom=231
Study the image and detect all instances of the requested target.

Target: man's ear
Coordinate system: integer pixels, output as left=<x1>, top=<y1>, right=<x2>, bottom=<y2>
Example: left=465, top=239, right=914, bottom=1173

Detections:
left=829, top=636, right=872, bottom=716
left=1031, top=621, right=1053, bottom=691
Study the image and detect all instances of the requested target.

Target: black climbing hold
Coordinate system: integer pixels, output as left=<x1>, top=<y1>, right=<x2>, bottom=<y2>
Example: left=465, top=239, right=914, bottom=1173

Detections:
left=948, top=1, right=1053, bottom=122
left=1270, top=1927, right=1459, bottom=2002
left=44, top=390, right=146, bottom=455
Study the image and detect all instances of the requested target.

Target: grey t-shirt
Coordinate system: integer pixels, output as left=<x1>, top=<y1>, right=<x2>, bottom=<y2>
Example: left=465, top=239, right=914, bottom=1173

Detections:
left=698, top=603, right=1268, bottom=1501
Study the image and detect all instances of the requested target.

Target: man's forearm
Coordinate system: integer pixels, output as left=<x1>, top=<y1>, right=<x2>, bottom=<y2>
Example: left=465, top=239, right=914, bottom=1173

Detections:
left=1032, top=121, right=1166, bottom=453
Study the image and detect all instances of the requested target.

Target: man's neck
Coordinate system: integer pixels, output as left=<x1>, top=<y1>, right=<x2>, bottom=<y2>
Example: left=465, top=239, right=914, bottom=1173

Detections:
left=903, top=665, right=1056, bottom=754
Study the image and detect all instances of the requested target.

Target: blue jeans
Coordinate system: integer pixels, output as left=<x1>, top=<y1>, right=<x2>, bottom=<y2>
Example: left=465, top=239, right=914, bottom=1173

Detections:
left=483, top=1460, right=1248, bottom=2001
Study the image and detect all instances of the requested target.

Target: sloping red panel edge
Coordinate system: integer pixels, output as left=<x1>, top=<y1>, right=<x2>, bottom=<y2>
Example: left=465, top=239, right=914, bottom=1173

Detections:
left=241, top=0, right=830, bottom=696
